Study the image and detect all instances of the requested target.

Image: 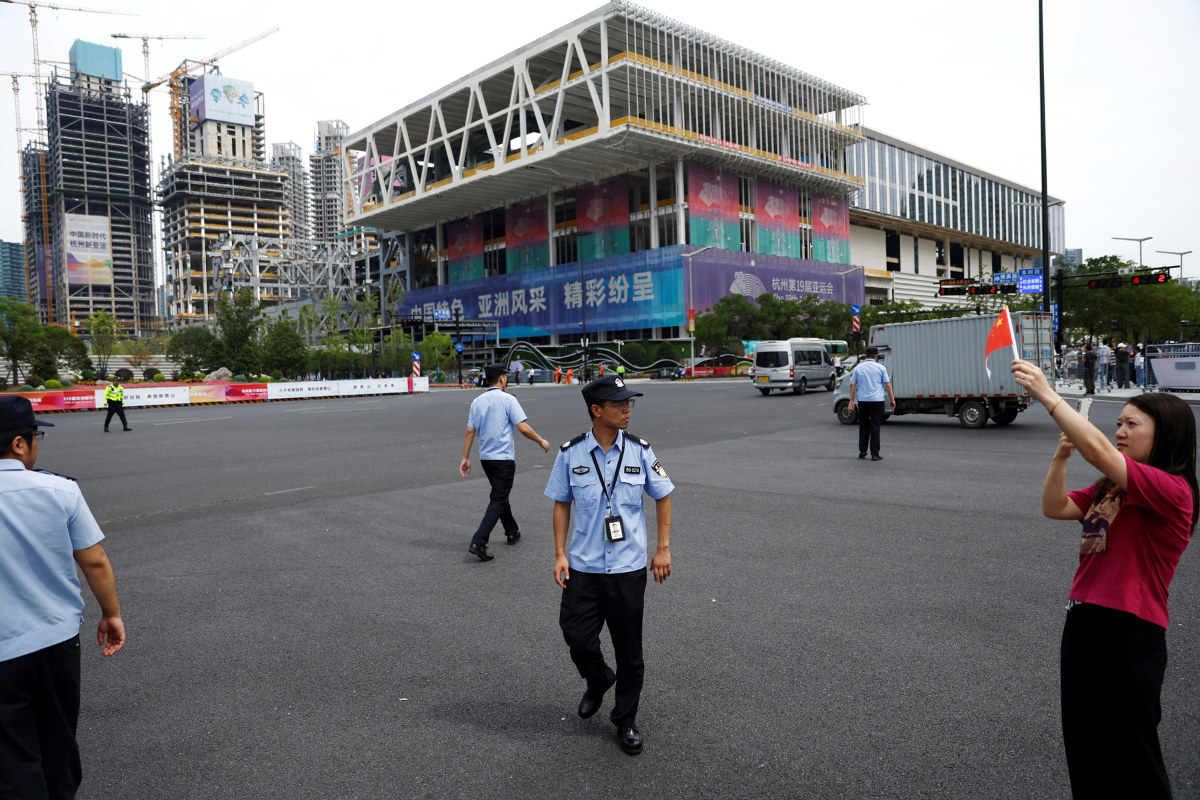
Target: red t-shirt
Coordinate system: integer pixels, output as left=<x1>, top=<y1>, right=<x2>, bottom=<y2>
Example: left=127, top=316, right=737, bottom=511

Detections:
left=1068, top=456, right=1193, bottom=629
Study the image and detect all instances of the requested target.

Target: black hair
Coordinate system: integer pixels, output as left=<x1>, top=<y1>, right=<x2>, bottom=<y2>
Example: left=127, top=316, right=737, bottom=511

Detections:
left=487, top=372, right=505, bottom=387
left=587, top=401, right=600, bottom=421
left=0, top=427, right=34, bottom=455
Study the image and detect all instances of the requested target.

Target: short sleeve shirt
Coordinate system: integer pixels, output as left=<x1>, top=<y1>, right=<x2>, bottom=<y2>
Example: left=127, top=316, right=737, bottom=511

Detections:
left=0, top=460, right=105, bottom=662
left=467, top=388, right=528, bottom=461
left=849, top=360, right=890, bottom=402
left=544, top=429, right=674, bottom=574
left=1067, top=456, right=1193, bottom=628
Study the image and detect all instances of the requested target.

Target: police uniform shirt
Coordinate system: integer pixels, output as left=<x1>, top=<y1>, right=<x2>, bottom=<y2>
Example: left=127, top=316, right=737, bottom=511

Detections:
left=104, top=384, right=124, bottom=403
left=467, top=388, right=528, bottom=461
left=544, top=430, right=674, bottom=574
left=0, top=460, right=104, bottom=662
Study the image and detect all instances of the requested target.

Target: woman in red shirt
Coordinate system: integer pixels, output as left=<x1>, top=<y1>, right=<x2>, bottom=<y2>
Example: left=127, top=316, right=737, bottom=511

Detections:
left=1013, top=360, right=1196, bottom=800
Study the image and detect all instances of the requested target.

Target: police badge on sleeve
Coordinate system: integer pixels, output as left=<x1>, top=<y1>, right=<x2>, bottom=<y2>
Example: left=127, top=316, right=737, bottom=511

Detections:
left=651, top=460, right=667, bottom=478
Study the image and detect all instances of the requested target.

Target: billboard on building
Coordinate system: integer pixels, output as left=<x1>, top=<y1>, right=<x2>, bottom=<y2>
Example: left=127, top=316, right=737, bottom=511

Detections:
left=446, top=217, right=484, bottom=284
left=505, top=198, right=549, bottom=273
left=63, top=214, right=113, bottom=285
left=755, top=180, right=801, bottom=258
left=688, top=164, right=740, bottom=251
left=812, top=194, right=850, bottom=265
left=576, top=178, right=629, bottom=260
left=189, top=74, right=255, bottom=128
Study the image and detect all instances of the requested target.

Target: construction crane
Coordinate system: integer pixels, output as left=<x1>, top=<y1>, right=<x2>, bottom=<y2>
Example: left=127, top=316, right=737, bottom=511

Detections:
left=110, top=33, right=204, bottom=84
left=4, top=71, right=38, bottom=302
left=1, top=0, right=136, bottom=323
left=143, top=27, right=279, bottom=160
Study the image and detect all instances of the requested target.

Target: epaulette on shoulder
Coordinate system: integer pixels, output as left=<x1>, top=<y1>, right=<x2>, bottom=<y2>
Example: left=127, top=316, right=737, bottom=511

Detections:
left=560, top=432, right=588, bottom=452
left=36, top=469, right=76, bottom=482
left=624, top=432, right=649, bottom=447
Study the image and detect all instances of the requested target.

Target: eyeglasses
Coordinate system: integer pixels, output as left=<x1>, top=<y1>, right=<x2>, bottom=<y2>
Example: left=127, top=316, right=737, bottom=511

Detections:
left=601, top=399, right=635, bottom=411
left=30, top=430, right=45, bottom=441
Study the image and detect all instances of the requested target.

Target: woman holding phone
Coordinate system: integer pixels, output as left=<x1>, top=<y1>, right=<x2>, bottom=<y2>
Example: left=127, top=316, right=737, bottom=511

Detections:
left=1011, top=359, right=1195, bottom=799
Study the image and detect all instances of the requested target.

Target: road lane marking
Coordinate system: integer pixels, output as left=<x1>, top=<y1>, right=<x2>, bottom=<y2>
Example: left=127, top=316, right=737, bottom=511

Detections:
left=152, top=416, right=234, bottom=426
left=264, top=486, right=315, bottom=496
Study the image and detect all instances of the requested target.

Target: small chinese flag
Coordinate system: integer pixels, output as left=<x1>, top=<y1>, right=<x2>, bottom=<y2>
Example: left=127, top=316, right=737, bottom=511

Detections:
left=984, top=307, right=1021, bottom=378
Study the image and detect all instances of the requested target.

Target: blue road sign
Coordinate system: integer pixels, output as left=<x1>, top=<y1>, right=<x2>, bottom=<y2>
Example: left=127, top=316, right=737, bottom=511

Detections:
left=412, top=350, right=421, bottom=361
left=850, top=304, right=862, bottom=315
left=992, top=272, right=1017, bottom=285
left=1039, top=302, right=1060, bottom=331
left=455, top=343, right=463, bottom=353
left=433, top=308, right=451, bottom=321
left=1018, top=268, right=1044, bottom=294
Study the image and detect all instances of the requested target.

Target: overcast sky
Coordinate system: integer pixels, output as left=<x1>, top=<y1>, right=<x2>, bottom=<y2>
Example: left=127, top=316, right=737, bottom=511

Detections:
left=2, top=0, right=1197, bottom=275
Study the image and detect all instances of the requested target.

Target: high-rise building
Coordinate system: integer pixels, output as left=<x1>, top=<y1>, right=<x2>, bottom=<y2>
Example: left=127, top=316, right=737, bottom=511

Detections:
left=310, top=120, right=347, bottom=244
left=20, top=144, right=51, bottom=318
left=0, top=240, right=25, bottom=300
left=1063, top=248, right=1083, bottom=266
left=33, top=41, right=155, bottom=331
left=160, top=69, right=292, bottom=324
left=271, top=142, right=309, bottom=241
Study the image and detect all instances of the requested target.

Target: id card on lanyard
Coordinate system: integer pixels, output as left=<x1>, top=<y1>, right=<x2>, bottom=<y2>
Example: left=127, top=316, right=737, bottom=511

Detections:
left=590, top=443, right=627, bottom=542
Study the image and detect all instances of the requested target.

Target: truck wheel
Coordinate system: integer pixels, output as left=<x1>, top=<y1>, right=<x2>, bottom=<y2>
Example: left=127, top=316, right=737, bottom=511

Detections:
left=797, top=377, right=807, bottom=395
left=993, top=407, right=1019, bottom=425
left=836, top=400, right=857, bottom=425
left=827, top=375, right=836, bottom=391
left=759, top=388, right=770, bottom=396
left=958, top=400, right=989, bottom=429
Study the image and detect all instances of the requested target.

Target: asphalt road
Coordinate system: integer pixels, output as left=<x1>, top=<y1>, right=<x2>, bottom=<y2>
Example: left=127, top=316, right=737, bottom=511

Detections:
left=39, top=381, right=1199, bottom=799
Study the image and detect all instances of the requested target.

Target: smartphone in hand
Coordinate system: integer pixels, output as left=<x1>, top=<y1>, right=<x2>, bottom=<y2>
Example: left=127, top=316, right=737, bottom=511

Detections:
left=1076, top=397, right=1092, bottom=421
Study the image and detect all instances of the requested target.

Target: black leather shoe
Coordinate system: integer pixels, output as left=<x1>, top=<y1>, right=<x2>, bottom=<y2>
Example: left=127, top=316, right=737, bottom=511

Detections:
left=578, top=677, right=616, bottom=719
left=467, top=543, right=494, bottom=561
left=858, top=452, right=866, bottom=459
left=617, top=723, right=643, bottom=755
left=123, top=427, right=132, bottom=431
left=871, top=455, right=883, bottom=461
left=103, top=427, right=109, bottom=432
left=506, top=531, right=521, bottom=545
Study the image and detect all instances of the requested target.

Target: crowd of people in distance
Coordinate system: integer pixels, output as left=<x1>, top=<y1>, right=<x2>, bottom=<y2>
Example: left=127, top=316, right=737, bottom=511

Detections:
left=1060, top=339, right=1148, bottom=392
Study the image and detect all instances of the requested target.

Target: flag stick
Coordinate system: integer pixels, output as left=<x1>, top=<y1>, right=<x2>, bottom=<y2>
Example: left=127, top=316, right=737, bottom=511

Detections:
left=1004, top=306, right=1022, bottom=362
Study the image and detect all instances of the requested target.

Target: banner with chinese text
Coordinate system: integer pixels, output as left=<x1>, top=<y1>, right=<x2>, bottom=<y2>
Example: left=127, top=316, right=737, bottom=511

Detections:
left=812, top=193, right=851, bottom=265
left=755, top=180, right=801, bottom=258
left=505, top=198, right=549, bottom=273
left=576, top=179, right=629, bottom=261
left=688, top=164, right=740, bottom=250
left=63, top=213, right=114, bottom=285
left=446, top=217, right=484, bottom=284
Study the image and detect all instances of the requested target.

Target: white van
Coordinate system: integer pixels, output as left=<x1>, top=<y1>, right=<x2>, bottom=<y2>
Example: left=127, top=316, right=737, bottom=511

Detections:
left=749, top=338, right=838, bottom=395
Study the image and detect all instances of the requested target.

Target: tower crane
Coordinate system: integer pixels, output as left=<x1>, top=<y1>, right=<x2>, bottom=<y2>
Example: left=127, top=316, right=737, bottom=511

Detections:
left=143, top=27, right=279, bottom=160
left=4, top=71, right=39, bottom=302
left=110, top=33, right=204, bottom=84
left=0, top=0, right=136, bottom=322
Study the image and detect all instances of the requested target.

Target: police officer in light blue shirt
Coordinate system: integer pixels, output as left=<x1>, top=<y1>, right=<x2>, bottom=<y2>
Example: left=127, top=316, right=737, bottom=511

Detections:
left=0, top=396, right=126, bottom=799
left=545, top=374, right=674, bottom=756
left=460, top=363, right=550, bottom=561
left=848, top=345, right=895, bottom=460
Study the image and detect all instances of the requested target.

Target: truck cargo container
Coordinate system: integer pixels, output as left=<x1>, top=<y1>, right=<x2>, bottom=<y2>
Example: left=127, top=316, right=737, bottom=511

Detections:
left=831, top=312, right=1055, bottom=428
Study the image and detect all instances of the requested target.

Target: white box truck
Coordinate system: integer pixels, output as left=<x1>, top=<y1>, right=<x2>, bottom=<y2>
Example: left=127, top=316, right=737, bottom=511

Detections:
left=831, top=312, right=1055, bottom=428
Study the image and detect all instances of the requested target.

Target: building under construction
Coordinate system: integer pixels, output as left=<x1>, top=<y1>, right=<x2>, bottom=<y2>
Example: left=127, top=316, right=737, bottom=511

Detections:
left=272, top=142, right=309, bottom=241
left=19, top=41, right=155, bottom=331
left=309, top=120, right=347, bottom=245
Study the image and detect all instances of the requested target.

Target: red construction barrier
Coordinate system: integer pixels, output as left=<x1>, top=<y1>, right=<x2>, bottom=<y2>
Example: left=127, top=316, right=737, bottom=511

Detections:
left=16, top=392, right=65, bottom=412
left=62, top=390, right=97, bottom=411
left=225, top=383, right=268, bottom=402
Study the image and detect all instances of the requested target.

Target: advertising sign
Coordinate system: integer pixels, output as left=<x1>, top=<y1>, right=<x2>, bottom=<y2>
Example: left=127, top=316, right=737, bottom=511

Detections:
left=811, top=194, right=851, bottom=265
left=63, top=214, right=114, bottom=285
left=688, top=164, right=740, bottom=251
left=62, top=390, right=96, bottom=411
left=339, top=378, right=409, bottom=397
left=189, top=384, right=226, bottom=404
left=688, top=247, right=864, bottom=310
left=225, top=383, right=268, bottom=402
left=1018, top=268, right=1043, bottom=294
left=576, top=178, right=630, bottom=260
left=755, top=180, right=801, bottom=258
left=17, top=392, right=65, bottom=413
left=505, top=198, right=549, bottom=273
left=121, top=386, right=191, bottom=408
left=265, top=381, right=339, bottom=400
left=189, top=74, right=255, bottom=127
left=446, top=217, right=485, bottom=284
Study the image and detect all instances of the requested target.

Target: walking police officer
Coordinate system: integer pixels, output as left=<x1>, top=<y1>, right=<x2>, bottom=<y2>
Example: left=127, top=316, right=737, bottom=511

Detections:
left=545, top=374, right=674, bottom=755
left=0, top=396, right=126, bottom=798
left=103, top=378, right=131, bottom=433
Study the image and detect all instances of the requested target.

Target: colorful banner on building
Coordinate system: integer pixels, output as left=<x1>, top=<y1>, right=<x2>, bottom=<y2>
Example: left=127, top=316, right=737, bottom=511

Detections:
left=576, top=178, right=630, bottom=261
left=396, top=245, right=864, bottom=339
left=446, top=217, right=485, bottom=284
left=189, top=74, right=255, bottom=127
left=688, top=164, right=740, bottom=251
left=812, top=194, right=851, bottom=265
left=63, top=214, right=114, bottom=285
left=755, top=180, right=801, bottom=258
left=505, top=198, right=549, bottom=273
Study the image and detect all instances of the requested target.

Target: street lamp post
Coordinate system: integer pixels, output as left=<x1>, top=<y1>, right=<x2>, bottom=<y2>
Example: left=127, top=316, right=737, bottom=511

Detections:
left=1113, top=236, right=1152, bottom=267
left=681, top=245, right=713, bottom=376
left=1156, top=250, right=1192, bottom=271
left=1038, top=0, right=1052, bottom=318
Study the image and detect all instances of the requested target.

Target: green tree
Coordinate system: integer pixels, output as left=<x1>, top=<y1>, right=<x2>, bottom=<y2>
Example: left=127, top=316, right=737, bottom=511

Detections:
left=167, top=326, right=216, bottom=367
left=215, top=288, right=263, bottom=361
left=420, top=330, right=455, bottom=373
left=84, top=309, right=118, bottom=377
left=653, top=341, right=678, bottom=364
left=127, top=339, right=155, bottom=378
left=39, top=325, right=92, bottom=378
left=298, top=302, right=320, bottom=347
left=203, top=338, right=234, bottom=373
left=233, top=340, right=263, bottom=377
left=620, top=341, right=646, bottom=367
left=262, top=313, right=308, bottom=377
left=0, top=297, right=42, bottom=383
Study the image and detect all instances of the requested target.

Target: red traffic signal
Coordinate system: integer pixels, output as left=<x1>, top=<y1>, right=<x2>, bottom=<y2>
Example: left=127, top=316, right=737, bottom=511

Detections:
left=939, top=286, right=967, bottom=296
left=968, top=285, right=998, bottom=295
left=1088, top=276, right=1122, bottom=289
left=1131, top=273, right=1170, bottom=287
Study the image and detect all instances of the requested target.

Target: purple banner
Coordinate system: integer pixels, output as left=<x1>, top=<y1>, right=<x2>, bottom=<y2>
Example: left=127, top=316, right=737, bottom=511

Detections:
left=755, top=180, right=801, bottom=258
left=687, top=247, right=864, bottom=311
left=576, top=178, right=630, bottom=260
left=688, top=163, right=740, bottom=250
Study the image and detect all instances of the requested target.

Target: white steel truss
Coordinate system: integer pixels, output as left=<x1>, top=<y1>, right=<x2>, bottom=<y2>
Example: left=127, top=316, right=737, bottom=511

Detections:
left=342, top=1, right=866, bottom=233
left=211, top=234, right=360, bottom=308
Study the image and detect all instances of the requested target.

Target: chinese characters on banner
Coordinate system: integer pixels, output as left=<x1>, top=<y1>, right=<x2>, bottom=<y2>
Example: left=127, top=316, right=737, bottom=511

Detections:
left=446, top=217, right=484, bottom=284
left=505, top=198, right=549, bottom=273
left=63, top=214, right=113, bottom=285
left=576, top=178, right=630, bottom=261
left=688, top=163, right=741, bottom=251
left=811, top=194, right=851, bottom=265
left=754, top=180, right=801, bottom=258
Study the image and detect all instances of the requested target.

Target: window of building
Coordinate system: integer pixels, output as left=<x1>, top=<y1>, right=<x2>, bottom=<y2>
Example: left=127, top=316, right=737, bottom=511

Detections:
left=897, top=149, right=907, bottom=189
left=908, top=193, right=915, bottom=220
left=934, top=162, right=942, bottom=197
left=936, top=202, right=943, bottom=227
left=885, top=230, right=900, bottom=271
left=952, top=206, right=958, bottom=230
left=867, top=140, right=876, bottom=178
left=913, top=237, right=920, bottom=274
left=888, top=145, right=897, bottom=184
left=918, top=196, right=925, bottom=222
left=916, top=157, right=925, bottom=192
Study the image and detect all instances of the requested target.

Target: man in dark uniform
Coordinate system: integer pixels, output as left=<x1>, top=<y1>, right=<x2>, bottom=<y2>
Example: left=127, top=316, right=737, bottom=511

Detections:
left=544, top=375, right=674, bottom=755
left=103, top=378, right=131, bottom=433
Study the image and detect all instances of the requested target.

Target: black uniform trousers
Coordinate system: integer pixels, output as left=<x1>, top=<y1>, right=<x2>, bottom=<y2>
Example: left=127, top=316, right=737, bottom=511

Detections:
left=856, top=400, right=885, bottom=457
left=0, top=636, right=83, bottom=800
left=470, top=459, right=517, bottom=547
left=559, top=567, right=646, bottom=727
left=103, top=400, right=127, bottom=430
left=1061, top=603, right=1171, bottom=800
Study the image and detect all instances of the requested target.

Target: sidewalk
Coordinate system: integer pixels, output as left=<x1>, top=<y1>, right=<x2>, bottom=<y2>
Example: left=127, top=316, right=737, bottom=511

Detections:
left=1053, top=380, right=1197, bottom=402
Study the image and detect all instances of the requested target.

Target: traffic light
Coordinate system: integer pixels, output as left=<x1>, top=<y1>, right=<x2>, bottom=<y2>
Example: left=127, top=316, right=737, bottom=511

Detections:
left=1088, top=276, right=1122, bottom=289
left=999, top=284, right=1018, bottom=295
left=939, top=286, right=967, bottom=296
left=969, top=284, right=997, bottom=295
left=1130, top=272, right=1170, bottom=287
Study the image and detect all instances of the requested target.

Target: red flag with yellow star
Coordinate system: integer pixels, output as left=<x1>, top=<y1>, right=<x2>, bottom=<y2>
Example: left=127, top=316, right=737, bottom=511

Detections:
left=984, top=307, right=1021, bottom=378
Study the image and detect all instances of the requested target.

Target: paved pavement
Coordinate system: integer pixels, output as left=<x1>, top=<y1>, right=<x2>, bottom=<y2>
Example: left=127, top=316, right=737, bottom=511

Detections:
left=38, top=381, right=1199, bottom=799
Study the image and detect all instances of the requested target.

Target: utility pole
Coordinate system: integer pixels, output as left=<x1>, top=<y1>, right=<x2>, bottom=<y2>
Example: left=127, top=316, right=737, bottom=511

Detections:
left=1113, top=236, right=1152, bottom=267
left=454, top=306, right=463, bottom=386
left=1038, top=0, right=1051, bottom=318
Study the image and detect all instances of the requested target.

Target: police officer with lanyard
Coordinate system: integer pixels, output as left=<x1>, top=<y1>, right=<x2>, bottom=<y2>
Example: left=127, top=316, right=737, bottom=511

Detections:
left=545, top=375, right=674, bottom=755
left=103, top=378, right=131, bottom=433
